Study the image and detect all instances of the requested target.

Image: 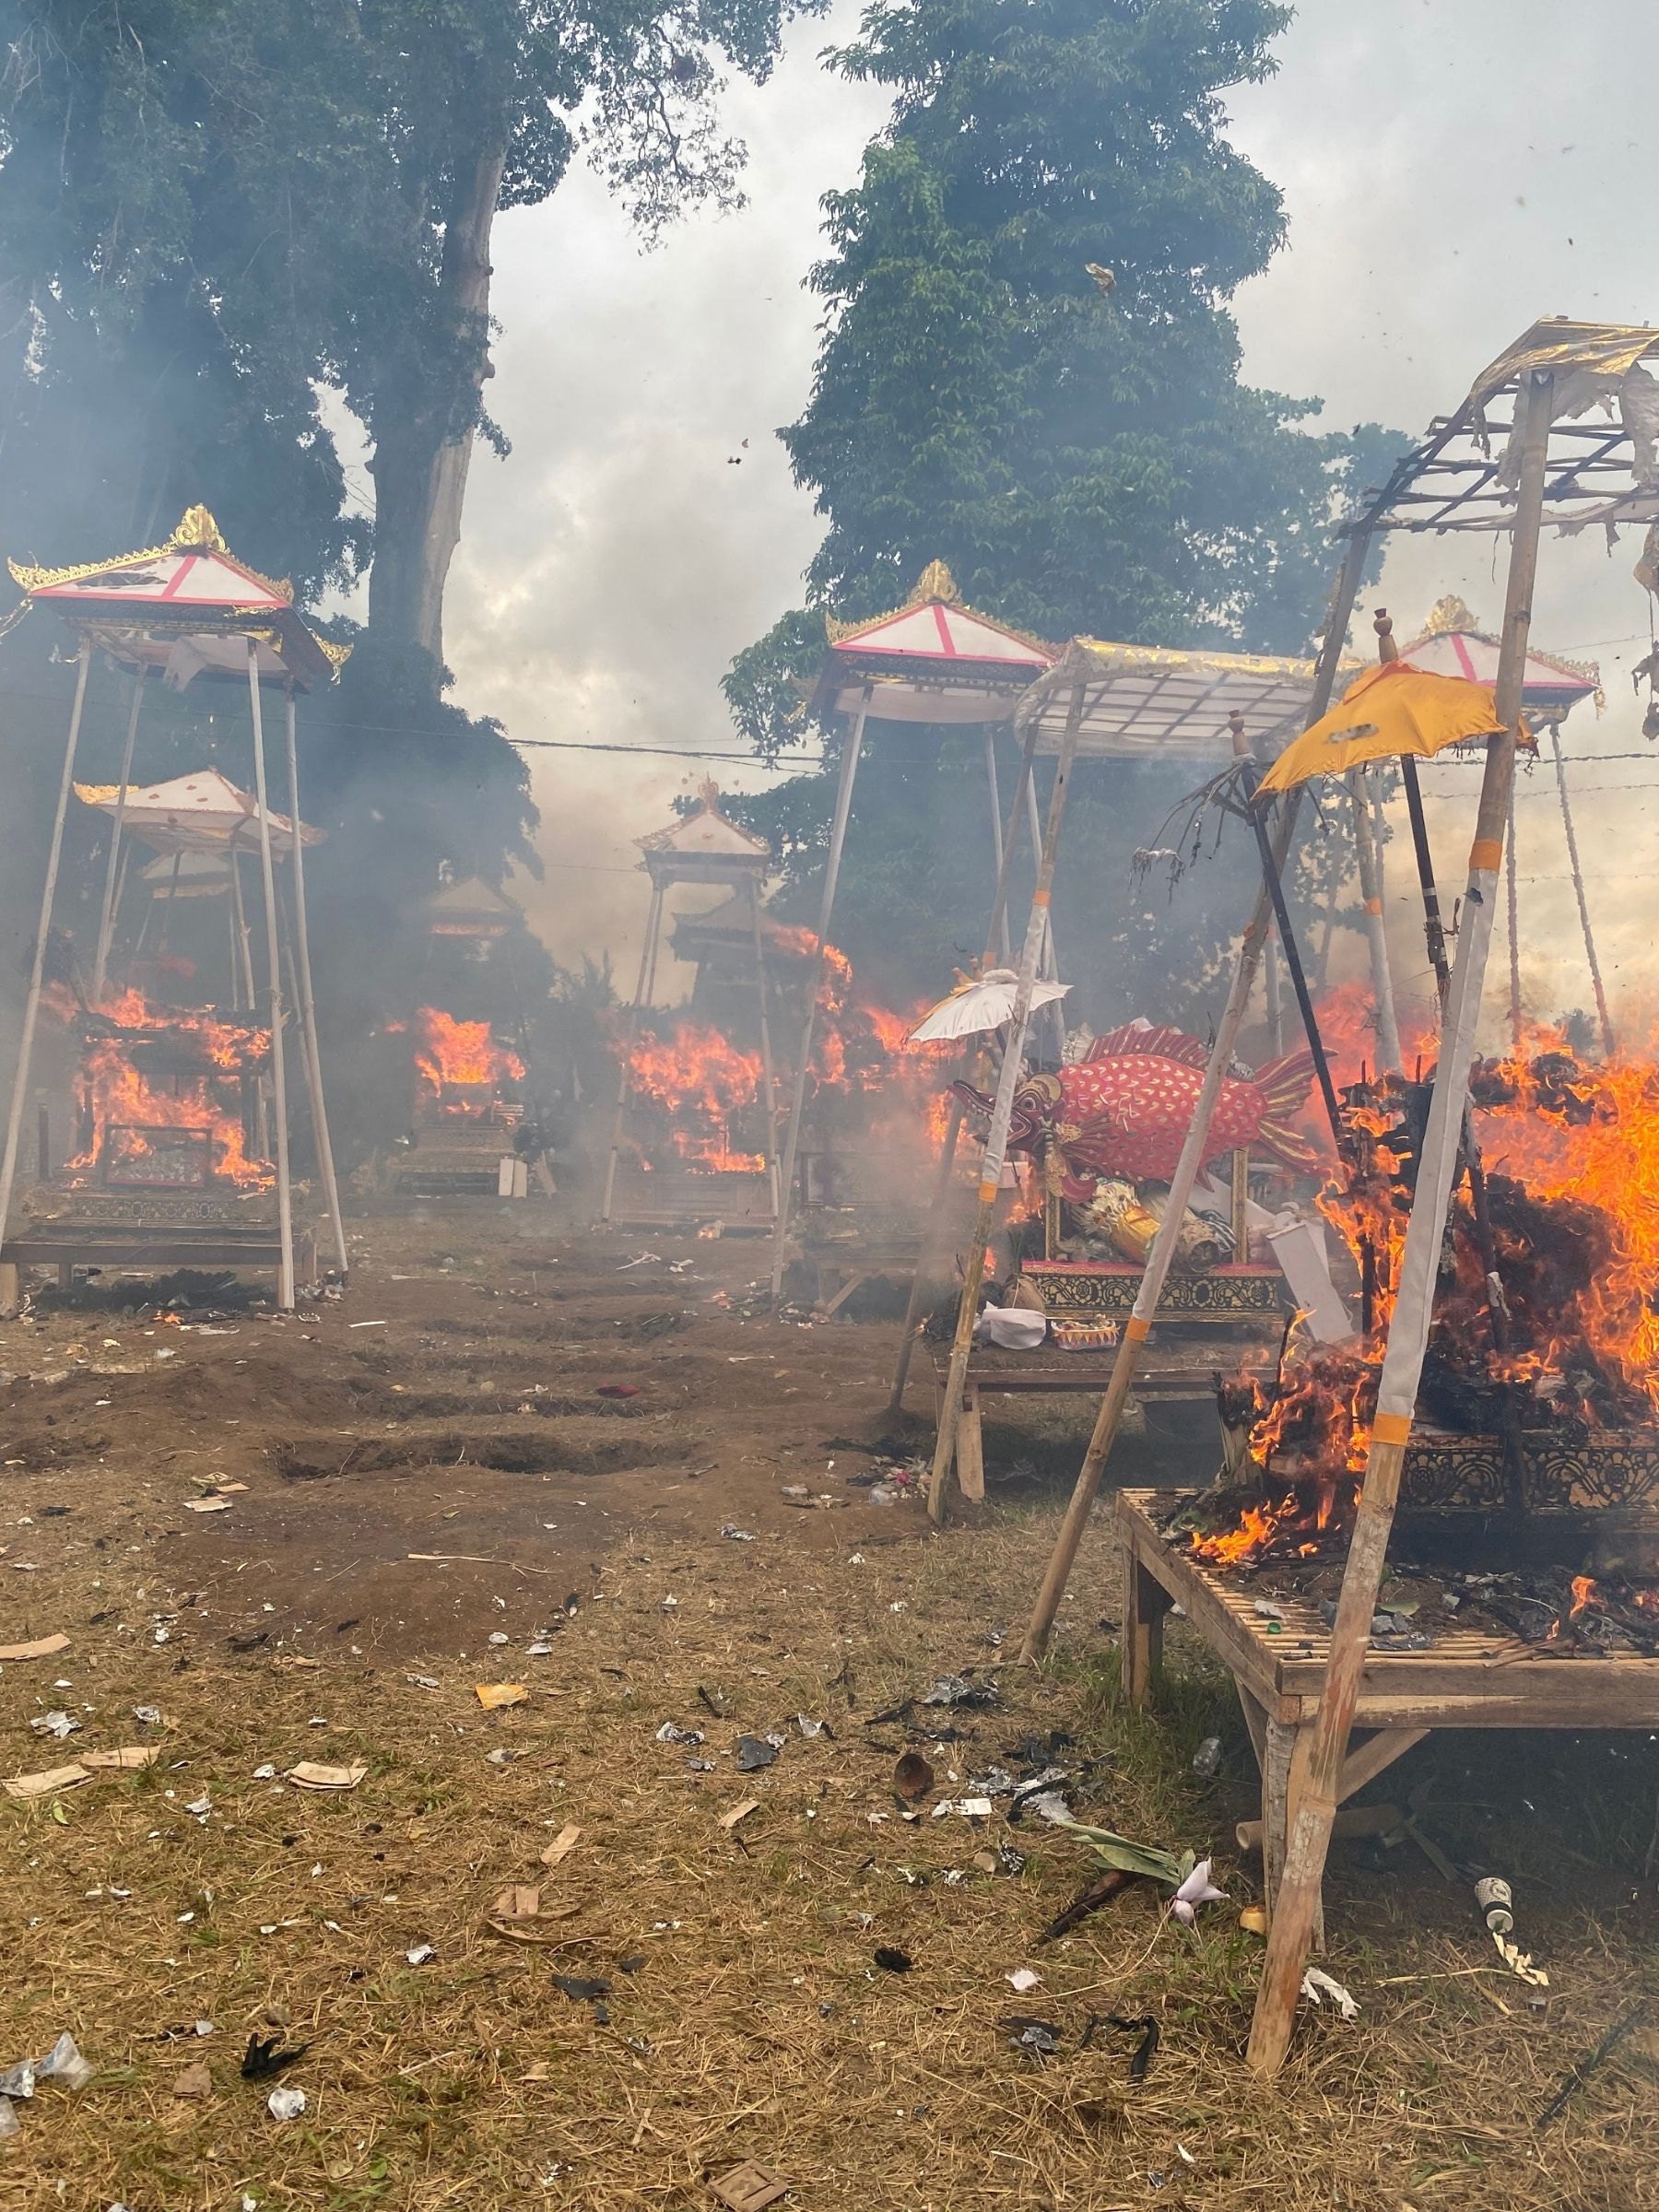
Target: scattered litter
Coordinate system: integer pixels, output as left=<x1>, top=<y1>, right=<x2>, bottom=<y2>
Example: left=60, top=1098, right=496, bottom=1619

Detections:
left=0, top=2030, right=95, bottom=2111
left=29, top=1712, right=79, bottom=1740
left=718, top=1800, right=760, bottom=1831
left=0, top=1634, right=69, bottom=1662
left=488, top=1631, right=509, bottom=1647
left=1493, top=1933, right=1549, bottom=1988
left=873, top=1946, right=912, bottom=1973
left=485, top=1747, right=516, bottom=1767
left=171, top=2060, right=213, bottom=2100
left=1171, top=1858, right=1227, bottom=1924
left=596, top=1382, right=641, bottom=1399
left=1191, top=1735, right=1222, bottom=1778
left=285, top=1761, right=368, bottom=1792
left=241, top=2033, right=309, bottom=2080
left=720, top=1524, right=757, bottom=1543
left=266, top=2086, right=307, bottom=2122
left=3, top=1762, right=91, bottom=1801
left=893, top=1751, right=935, bottom=1806
left=475, top=1683, right=527, bottom=1710
left=921, top=1674, right=997, bottom=1710
left=541, top=1822, right=582, bottom=1866
left=1537, top=2000, right=1648, bottom=2127
left=1003, top=2015, right=1062, bottom=2059
left=1084, top=2013, right=1159, bottom=2082
left=736, top=1735, right=779, bottom=1772
left=794, top=1713, right=829, bottom=1739
left=132, top=1705, right=163, bottom=1725
left=182, top=1497, right=232, bottom=1514
left=933, top=1796, right=994, bottom=1820
left=552, top=1973, right=611, bottom=2003
left=1300, top=1968, right=1359, bottom=2021
left=711, top=2159, right=791, bottom=2212
left=1253, top=1600, right=1287, bottom=1622
left=697, top=1685, right=733, bottom=1718
left=656, top=1722, right=704, bottom=1746
left=1006, top=1967, right=1042, bottom=1994
left=1239, top=1905, right=1269, bottom=1937
left=617, top=1252, right=662, bottom=1270
left=487, top=1885, right=563, bottom=1940
left=406, top=1676, right=440, bottom=1691
left=405, top=1944, right=437, bottom=1967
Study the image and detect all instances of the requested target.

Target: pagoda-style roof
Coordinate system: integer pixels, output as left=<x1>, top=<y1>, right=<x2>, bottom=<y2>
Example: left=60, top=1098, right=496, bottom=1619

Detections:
left=669, top=888, right=812, bottom=959
left=814, top=561, right=1056, bottom=724
left=638, top=782, right=771, bottom=882
left=140, top=849, right=237, bottom=899
left=419, top=875, right=519, bottom=939
left=75, top=767, right=321, bottom=855
left=8, top=507, right=347, bottom=689
left=1397, top=594, right=1601, bottom=718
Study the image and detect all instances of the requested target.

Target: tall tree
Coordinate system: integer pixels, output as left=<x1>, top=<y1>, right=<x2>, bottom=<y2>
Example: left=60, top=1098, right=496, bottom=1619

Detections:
left=725, top=0, right=1398, bottom=1029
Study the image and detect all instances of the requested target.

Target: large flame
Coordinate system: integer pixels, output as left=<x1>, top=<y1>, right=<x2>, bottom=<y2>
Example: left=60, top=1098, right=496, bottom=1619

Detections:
left=411, top=1007, right=524, bottom=1108
left=626, top=1023, right=768, bottom=1173
left=57, top=985, right=274, bottom=1190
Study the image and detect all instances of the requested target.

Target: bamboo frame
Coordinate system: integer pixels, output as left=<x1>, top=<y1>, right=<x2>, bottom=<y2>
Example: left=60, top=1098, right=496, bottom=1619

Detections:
left=91, top=672, right=146, bottom=1003
left=245, top=639, right=296, bottom=1312
left=1245, top=365, right=1556, bottom=2073
left=284, top=687, right=348, bottom=1277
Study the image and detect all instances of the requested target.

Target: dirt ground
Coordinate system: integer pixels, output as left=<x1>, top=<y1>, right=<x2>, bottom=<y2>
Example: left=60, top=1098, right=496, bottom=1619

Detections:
left=0, top=1205, right=1656, bottom=2211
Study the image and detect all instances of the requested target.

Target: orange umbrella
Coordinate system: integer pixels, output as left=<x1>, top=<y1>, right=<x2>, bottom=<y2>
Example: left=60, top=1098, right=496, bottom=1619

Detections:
left=1255, top=661, right=1524, bottom=794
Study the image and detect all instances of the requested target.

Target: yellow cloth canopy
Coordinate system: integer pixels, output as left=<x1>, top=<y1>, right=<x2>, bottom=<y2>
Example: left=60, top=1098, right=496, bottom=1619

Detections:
left=1255, top=661, right=1522, bottom=793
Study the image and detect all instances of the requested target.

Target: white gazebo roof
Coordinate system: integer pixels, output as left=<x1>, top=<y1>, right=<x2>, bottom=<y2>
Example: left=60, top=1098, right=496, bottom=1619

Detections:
left=814, top=562, right=1055, bottom=724
left=75, top=767, right=321, bottom=855
left=1397, top=595, right=1600, bottom=717
left=1014, top=636, right=1362, bottom=760
left=639, top=783, right=771, bottom=882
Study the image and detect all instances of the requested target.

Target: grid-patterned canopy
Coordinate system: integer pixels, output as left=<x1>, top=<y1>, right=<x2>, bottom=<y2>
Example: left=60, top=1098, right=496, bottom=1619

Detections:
left=1014, top=637, right=1359, bottom=760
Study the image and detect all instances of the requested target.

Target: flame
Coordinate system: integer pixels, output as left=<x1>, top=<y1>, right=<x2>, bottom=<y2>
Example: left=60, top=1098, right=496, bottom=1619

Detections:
left=412, top=1007, right=524, bottom=1109
left=1570, top=1574, right=1598, bottom=1618
left=1193, top=1496, right=1300, bottom=1567
left=55, top=985, right=274, bottom=1190
left=625, top=1023, right=768, bottom=1174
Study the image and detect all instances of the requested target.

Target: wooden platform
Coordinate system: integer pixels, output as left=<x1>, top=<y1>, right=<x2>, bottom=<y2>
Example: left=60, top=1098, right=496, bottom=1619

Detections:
left=1115, top=1487, right=1659, bottom=1925
left=1, top=1220, right=315, bottom=1290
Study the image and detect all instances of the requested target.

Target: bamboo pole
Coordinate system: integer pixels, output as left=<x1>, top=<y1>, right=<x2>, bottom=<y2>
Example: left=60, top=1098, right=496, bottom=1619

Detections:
left=746, top=871, right=782, bottom=1220
left=284, top=687, right=348, bottom=1277
left=926, top=686, right=1085, bottom=1524
left=1019, top=530, right=1371, bottom=1664
left=1350, top=766, right=1403, bottom=1072
left=769, top=689, right=871, bottom=1301
left=1263, top=933, right=1284, bottom=1054
left=887, top=721, right=1043, bottom=1413
left=600, top=875, right=665, bottom=1223
left=0, top=641, right=92, bottom=1260
left=246, top=639, right=296, bottom=1311
left=1024, top=768, right=1065, bottom=1059
left=91, top=672, right=145, bottom=1003
left=229, top=838, right=258, bottom=1010
left=1245, top=367, right=1555, bottom=2077
left=983, top=727, right=1012, bottom=966
left=1548, top=724, right=1616, bottom=1056
left=1505, top=782, right=1523, bottom=1054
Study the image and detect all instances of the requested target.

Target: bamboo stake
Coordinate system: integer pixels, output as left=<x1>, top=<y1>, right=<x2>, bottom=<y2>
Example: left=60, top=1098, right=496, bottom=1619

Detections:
left=983, top=727, right=1011, bottom=966
left=746, top=871, right=782, bottom=1220
left=229, top=837, right=258, bottom=1011
left=1548, top=723, right=1616, bottom=1056
left=1245, top=366, right=1555, bottom=2077
left=246, top=639, right=296, bottom=1311
left=600, top=875, right=665, bottom=1223
left=91, top=672, right=145, bottom=1003
left=926, top=685, right=1085, bottom=1524
left=284, top=687, right=348, bottom=1277
left=1019, top=529, right=1371, bottom=1664
left=887, top=721, right=1042, bottom=1413
left=770, top=689, right=870, bottom=1300
left=1505, top=781, right=1523, bottom=1054
left=1263, top=932, right=1285, bottom=1054
left=1350, top=765, right=1403, bottom=1072
left=1025, top=768, right=1066, bottom=1059
left=0, top=641, right=92, bottom=1260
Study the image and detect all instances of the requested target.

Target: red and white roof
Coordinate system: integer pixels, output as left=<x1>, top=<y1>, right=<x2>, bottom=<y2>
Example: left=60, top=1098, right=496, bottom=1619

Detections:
left=1397, top=598, right=1598, bottom=716
left=75, top=767, right=321, bottom=855
left=9, top=507, right=344, bottom=689
left=816, top=562, right=1055, bottom=724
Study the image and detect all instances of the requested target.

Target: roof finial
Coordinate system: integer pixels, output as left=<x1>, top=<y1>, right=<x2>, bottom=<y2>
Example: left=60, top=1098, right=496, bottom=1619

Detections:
left=907, top=559, right=961, bottom=607
left=1373, top=607, right=1398, bottom=664
left=171, top=505, right=227, bottom=552
left=1228, top=709, right=1250, bottom=758
left=1422, top=592, right=1479, bottom=636
left=698, top=776, right=721, bottom=810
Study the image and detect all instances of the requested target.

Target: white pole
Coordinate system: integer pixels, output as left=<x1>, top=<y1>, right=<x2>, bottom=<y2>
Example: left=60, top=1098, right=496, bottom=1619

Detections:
left=983, top=727, right=1012, bottom=966
left=1350, top=769, right=1402, bottom=1073
left=769, top=689, right=870, bottom=1301
left=92, top=673, right=145, bottom=1003
left=0, top=640, right=92, bottom=1255
left=284, top=688, right=348, bottom=1276
left=246, top=641, right=296, bottom=1309
left=1024, top=767, right=1065, bottom=1058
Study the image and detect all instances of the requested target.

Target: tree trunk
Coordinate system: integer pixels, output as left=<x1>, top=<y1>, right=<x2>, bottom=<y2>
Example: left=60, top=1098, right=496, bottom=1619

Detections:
left=367, top=133, right=508, bottom=665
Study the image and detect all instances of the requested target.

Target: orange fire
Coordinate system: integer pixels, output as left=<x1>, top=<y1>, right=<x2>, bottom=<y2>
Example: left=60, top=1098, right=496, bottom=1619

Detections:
left=1570, top=1574, right=1598, bottom=1619
left=411, top=1008, right=524, bottom=1107
left=56, top=986, right=274, bottom=1190
left=1194, top=1497, right=1298, bottom=1567
left=625, top=1024, right=768, bottom=1174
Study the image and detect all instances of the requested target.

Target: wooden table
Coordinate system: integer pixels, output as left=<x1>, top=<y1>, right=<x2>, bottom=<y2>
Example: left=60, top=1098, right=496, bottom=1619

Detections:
left=1116, top=1488, right=1659, bottom=1925
left=933, top=1343, right=1252, bottom=1502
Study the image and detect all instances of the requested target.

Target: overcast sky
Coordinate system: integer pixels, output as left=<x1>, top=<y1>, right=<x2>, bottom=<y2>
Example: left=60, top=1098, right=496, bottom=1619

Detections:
left=432, top=0, right=1657, bottom=1036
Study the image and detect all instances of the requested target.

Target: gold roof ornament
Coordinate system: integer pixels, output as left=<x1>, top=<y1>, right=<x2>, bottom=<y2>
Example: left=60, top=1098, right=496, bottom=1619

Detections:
left=172, top=504, right=229, bottom=551
left=1422, top=593, right=1480, bottom=635
left=8, top=504, right=294, bottom=605
left=907, top=559, right=962, bottom=607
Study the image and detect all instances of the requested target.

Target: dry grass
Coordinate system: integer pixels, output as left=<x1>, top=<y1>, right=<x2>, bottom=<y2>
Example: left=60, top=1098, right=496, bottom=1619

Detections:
left=2, top=1514, right=1657, bottom=2212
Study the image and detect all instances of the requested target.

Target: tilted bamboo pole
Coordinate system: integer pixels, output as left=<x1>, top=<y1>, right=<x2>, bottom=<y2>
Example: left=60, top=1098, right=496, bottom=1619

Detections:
left=1548, top=724, right=1616, bottom=1056
left=600, top=876, right=665, bottom=1224
left=246, top=640, right=296, bottom=1311
left=746, top=872, right=782, bottom=1220
left=1019, top=530, right=1371, bottom=1664
left=0, top=641, right=92, bottom=1261
left=283, top=688, right=348, bottom=1277
left=769, top=689, right=871, bottom=1300
left=887, top=722, right=1042, bottom=1414
left=91, top=672, right=146, bottom=1003
left=1245, top=366, right=1555, bottom=2076
left=983, top=727, right=1012, bottom=966
left=1350, top=766, right=1403, bottom=1072
left=926, top=687, right=1085, bottom=1524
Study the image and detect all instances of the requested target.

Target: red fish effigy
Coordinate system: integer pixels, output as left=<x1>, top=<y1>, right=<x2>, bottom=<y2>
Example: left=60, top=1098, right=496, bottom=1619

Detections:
left=952, top=1022, right=1318, bottom=1199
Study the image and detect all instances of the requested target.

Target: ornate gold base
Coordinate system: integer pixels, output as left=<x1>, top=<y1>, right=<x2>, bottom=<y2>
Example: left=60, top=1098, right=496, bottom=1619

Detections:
left=1403, top=1429, right=1659, bottom=1514
left=1020, top=1259, right=1283, bottom=1322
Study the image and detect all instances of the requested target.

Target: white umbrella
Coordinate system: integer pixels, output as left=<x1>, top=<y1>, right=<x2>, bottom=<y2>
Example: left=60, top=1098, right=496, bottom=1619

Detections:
left=909, top=968, right=1071, bottom=1043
